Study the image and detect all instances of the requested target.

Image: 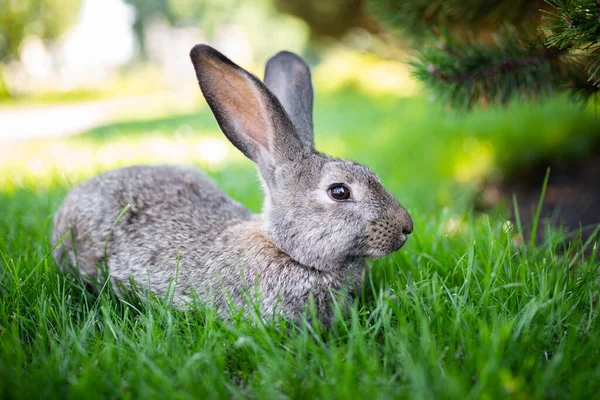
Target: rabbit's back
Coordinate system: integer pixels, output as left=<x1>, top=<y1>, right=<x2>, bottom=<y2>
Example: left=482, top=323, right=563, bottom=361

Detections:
left=52, top=165, right=254, bottom=295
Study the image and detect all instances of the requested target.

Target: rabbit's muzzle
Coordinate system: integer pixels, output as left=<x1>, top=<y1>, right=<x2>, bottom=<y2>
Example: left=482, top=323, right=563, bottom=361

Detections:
left=365, top=207, right=413, bottom=257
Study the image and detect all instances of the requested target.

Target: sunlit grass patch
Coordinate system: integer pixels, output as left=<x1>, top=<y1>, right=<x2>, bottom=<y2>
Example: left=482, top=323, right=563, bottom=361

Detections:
left=0, top=133, right=244, bottom=191
left=313, top=49, right=419, bottom=96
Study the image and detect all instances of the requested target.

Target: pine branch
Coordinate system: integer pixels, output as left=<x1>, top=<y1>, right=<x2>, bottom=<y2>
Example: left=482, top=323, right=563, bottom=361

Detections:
left=565, top=55, right=600, bottom=99
left=411, top=31, right=591, bottom=110
left=367, top=0, right=545, bottom=41
left=544, top=0, right=600, bottom=50
left=427, top=47, right=565, bottom=84
left=367, top=0, right=600, bottom=109
left=544, top=0, right=600, bottom=83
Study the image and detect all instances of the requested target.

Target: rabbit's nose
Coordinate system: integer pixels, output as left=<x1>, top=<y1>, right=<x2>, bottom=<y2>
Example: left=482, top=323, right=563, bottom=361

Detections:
left=399, top=207, right=413, bottom=236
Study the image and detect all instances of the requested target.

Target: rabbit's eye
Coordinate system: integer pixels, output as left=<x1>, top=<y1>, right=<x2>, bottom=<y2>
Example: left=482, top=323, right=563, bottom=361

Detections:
left=328, top=184, right=351, bottom=201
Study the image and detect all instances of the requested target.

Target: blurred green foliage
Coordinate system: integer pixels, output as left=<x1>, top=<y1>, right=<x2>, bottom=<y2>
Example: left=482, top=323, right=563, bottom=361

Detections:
left=0, top=0, right=81, bottom=61
left=365, top=0, right=544, bottom=41
left=0, top=0, right=81, bottom=97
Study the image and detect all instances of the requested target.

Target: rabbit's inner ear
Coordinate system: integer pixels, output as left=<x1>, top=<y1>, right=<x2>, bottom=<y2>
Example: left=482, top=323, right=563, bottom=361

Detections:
left=191, top=45, right=278, bottom=162
left=207, top=60, right=272, bottom=153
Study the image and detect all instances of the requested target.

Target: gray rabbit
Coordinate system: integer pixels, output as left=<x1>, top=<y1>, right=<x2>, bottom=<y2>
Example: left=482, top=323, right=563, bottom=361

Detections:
left=52, top=45, right=413, bottom=324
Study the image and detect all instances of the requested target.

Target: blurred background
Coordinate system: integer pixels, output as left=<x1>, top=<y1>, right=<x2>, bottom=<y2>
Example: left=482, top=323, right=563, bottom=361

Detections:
left=1, top=0, right=599, bottom=240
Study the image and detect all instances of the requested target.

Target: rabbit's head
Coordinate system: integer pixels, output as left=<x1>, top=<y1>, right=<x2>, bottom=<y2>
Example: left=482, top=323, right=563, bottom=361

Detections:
left=190, top=45, right=413, bottom=271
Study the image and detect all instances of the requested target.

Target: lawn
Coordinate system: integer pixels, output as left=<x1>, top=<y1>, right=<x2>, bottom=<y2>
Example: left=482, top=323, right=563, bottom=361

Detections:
left=1, top=87, right=599, bottom=399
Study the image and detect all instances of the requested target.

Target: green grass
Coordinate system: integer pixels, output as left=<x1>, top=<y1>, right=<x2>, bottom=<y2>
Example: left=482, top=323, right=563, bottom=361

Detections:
left=1, top=89, right=599, bottom=399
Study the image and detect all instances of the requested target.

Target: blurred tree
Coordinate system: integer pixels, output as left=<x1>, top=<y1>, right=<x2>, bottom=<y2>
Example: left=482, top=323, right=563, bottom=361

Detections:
left=272, top=0, right=369, bottom=38
left=124, top=0, right=310, bottom=62
left=366, top=0, right=600, bottom=110
left=122, top=0, right=174, bottom=56
left=0, top=0, right=82, bottom=96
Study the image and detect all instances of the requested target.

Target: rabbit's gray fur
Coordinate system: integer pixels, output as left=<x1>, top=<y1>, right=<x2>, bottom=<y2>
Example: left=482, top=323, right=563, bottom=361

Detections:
left=52, top=45, right=413, bottom=324
left=264, top=51, right=314, bottom=147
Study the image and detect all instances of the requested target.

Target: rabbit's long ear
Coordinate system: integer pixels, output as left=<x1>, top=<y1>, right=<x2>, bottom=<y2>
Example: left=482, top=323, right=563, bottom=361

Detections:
left=264, top=51, right=314, bottom=148
left=190, top=45, right=305, bottom=166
